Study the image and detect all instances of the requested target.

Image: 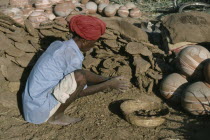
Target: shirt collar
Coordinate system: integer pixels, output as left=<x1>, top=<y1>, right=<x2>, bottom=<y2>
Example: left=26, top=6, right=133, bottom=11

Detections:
left=66, top=39, right=84, bottom=60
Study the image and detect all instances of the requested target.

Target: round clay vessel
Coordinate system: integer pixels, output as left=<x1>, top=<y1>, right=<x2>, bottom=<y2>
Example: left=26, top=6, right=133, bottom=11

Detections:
left=98, top=3, right=108, bottom=14
left=204, top=59, right=210, bottom=85
left=182, top=81, right=210, bottom=115
left=73, top=4, right=89, bottom=14
left=129, top=8, right=141, bottom=18
left=160, top=73, right=188, bottom=103
left=85, top=2, right=97, bottom=14
left=94, top=0, right=109, bottom=4
left=104, top=5, right=116, bottom=17
left=50, top=0, right=64, bottom=4
left=10, top=0, right=29, bottom=8
left=125, top=2, right=136, bottom=9
left=35, top=0, right=52, bottom=10
left=176, top=45, right=210, bottom=80
left=117, top=6, right=129, bottom=18
left=81, top=0, right=89, bottom=4
left=54, top=1, right=75, bottom=17
left=113, top=4, right=121, bottom=10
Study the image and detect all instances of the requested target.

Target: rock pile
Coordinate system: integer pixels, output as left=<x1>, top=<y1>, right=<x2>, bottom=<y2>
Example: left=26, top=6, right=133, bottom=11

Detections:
left=0, top=12, right=170, bottom=109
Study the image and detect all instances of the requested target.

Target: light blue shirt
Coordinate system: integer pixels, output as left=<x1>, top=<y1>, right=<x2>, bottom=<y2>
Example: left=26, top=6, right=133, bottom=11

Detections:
left=22, top=39, right=84, bottom=124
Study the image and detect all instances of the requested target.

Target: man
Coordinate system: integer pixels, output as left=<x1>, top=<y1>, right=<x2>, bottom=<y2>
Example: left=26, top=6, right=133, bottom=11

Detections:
left=22, top=15, right=129, bottom=125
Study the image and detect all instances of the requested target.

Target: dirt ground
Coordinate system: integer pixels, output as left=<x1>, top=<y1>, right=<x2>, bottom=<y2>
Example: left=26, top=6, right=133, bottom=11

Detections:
left=1, top=87, right=210, bottom=140
left=1, top=1, right=210, bottom=140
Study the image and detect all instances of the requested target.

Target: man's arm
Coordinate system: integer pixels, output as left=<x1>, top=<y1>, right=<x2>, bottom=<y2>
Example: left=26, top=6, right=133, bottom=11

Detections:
left=83, top=70, right=110, bottom=85
left=79, top=77, right=129, bottom=97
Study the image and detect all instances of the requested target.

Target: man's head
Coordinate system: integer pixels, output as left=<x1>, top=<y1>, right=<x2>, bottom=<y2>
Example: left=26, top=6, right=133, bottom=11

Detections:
left=69, top=15, right=106, bottom=52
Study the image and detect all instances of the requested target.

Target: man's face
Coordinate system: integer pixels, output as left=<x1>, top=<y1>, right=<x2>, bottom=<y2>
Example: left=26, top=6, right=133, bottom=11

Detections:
left=81, top=40, right=96, bottom=52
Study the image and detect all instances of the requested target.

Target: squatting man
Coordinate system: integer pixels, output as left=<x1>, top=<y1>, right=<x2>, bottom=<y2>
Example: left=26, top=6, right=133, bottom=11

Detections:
left=22, top=15, right=129, bottom=125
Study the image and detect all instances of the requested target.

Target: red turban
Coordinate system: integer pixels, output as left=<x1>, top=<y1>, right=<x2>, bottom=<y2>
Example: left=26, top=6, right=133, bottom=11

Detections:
left=69, top=15, right=106, bottom=40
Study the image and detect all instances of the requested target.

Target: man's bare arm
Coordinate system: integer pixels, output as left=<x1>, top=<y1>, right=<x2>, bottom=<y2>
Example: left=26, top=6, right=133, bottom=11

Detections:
left=79, top=77, right=129, bottom=97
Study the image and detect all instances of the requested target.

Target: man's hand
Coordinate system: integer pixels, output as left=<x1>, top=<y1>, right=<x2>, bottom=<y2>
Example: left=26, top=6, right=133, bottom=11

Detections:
left=108, top=76, right=130, bottom=91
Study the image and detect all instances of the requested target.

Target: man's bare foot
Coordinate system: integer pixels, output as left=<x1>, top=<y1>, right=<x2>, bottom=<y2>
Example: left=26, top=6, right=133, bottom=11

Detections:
left=108, top=76, right=130, bottom=91
left=48, top=114, right=81, bottom=125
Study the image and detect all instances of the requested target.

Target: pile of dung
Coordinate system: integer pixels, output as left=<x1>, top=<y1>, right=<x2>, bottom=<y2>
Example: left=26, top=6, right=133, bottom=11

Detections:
left=0, top=13, right=171, bottom=109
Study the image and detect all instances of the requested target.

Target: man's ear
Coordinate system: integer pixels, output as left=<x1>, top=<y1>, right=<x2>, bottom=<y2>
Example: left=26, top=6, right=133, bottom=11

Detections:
left=81, top=39, right=87, bottom=46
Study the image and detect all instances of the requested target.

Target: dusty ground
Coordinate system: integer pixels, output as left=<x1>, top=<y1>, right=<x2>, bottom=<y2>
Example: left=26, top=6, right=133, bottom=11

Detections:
left=1, top=87, right=210, bottom=140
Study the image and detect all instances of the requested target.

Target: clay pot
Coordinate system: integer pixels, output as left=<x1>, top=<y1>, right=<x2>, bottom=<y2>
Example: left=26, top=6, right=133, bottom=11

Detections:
left=35, top=0, right=52, bottom=10
left=94, top=0, right=109, bottom=5
left=176, top=45, right=210, bottom=80
left=98, top=3, right=108, bottom=14
left=125, top=2, right=136, bottom=10
left=129, top=8, right=141, bottom=18
left=204, top=59, right=210, bottom=85
left=182, top=81, right=210, bottom=115
left=28, top=9, right=49, bottom=28
left=113, top=3, right=121, bottom=10
left=160, top=73, right=188, bottom=103
left=54, top=1, right=75, bottom=17
left=72, top=4, right=89, bottom=15
left=85, top=2, right=97, bottom=14
left=117, top=6, right=129, bottom=18
left=10, top=0, right=29, bottom=8
left=45, top=9, right=56, bottom=20
left=81, top=0, right=89, bottom=4
left=50, top=0, right=64, bottom=5
left=104, top=5, right=116, bottom=17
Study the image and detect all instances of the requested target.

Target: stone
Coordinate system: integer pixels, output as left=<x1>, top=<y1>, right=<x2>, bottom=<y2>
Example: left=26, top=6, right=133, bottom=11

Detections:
left=6, top=33, right=25, bottom=42
left=2, top=62, right=24, bottom=82
left=15, top=53, right=36, bottom=67
left=8, top=81, right=20, bottom=92
left=103, top=19, right=148, bottom=42
left=0, top=31, right=14, bottom=51
left=0, top=89, right=18, bottom=108
left=24, top=19, right=39, bottom=37
left=133, top=56, right=151, bottom=75
left=125, top=42, right=152, bottom=56
left=83, top=55, right=101, bottom=69
left=103, top=58, right=120, bottom=69
left=39, top=29, right=55, bottom=36
left=101, top=30, right=117, bottom=40
left=5, top=45, right=25, bottom=57
left=5, top=54, right=17, bottom=63
left=116, top=65, right=132, bottom=80
left=0, top=26, right=13, bottom=33
left=15, top=42, right=37, bottom=53
left=103, top=40, right=119, bottom=48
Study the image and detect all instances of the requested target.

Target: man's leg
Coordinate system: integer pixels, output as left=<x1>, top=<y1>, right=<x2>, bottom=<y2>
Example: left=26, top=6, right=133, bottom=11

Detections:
left=48, top=70, right=129, bottom=125
left=48, top=70, right=87, bottom=125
